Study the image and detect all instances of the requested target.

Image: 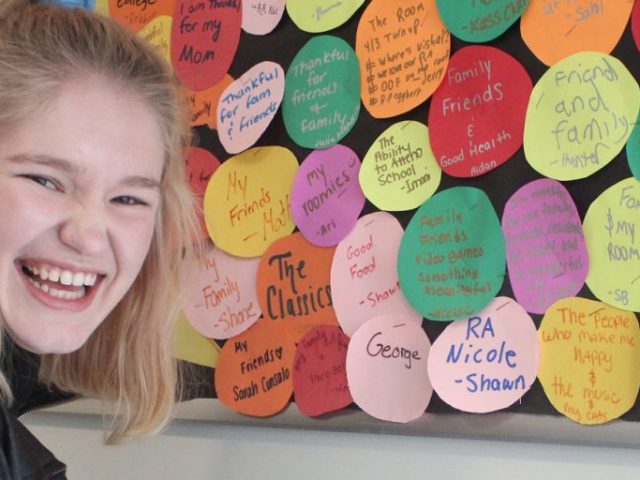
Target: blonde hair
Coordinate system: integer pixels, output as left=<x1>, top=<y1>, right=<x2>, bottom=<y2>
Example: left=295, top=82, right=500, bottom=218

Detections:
left=0, top=1, right=200, bottom=443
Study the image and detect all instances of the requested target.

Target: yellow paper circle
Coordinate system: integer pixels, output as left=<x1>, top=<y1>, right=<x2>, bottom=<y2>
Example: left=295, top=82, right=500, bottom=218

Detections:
left=95, top=0, right=109, bottom=15
left=524, top=52, right=640, bottom=181
left=174, top=312, right=220, bottom=368
left=359, top=121, right=442, bottom=211
left=538, top=297, right=640, bottom=425
left=204, top=146, right=298, bottom=257
left=584, top=177, right=640, bottom=311
left=138, top=15, right=172, bottom=65
left=286, top=0, right=365, bottom=33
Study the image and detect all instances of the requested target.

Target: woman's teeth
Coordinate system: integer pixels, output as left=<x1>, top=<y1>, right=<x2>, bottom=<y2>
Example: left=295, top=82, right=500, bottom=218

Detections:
left=24, top=264, right=97, bottom=287
left=26, top=276, right=86, bottom=300
left=21, top=263, right=100, bottom=300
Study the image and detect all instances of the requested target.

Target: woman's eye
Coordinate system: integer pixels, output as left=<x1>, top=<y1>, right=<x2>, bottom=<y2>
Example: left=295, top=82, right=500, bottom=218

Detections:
left=22, top=174, right=58, bottom=190
left=112, top=195, right=148, bottom=206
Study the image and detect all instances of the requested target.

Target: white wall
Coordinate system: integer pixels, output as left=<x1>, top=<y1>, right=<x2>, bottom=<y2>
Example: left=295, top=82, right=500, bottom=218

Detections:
left=24, top=408, right=640, bottom=480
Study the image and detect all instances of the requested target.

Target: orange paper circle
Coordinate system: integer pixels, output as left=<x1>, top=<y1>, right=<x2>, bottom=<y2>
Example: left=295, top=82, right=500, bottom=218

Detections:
left=520, top=0, right=632, bottom=66
left=183, top=74, right=234, bottom=129
left=215, top=319, right=296, bottom=417
left=256, top=232, right=338, bottom=343
left=108, top=0, right=175, bottom=32
left=356, top=0, right=450, bottom=118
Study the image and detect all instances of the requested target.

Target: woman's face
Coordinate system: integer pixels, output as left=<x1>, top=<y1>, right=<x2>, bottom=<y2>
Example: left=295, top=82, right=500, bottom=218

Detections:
left=0, top=79, right=165, bottom=354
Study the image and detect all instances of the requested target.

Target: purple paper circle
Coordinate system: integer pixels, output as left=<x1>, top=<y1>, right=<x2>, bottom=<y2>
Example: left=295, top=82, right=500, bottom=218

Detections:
left=291, top=144, right=365, bottom=246
left=502, top=179, right=589, bottom=314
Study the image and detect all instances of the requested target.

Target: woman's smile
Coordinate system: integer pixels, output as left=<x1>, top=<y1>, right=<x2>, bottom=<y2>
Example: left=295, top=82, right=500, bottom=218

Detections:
left=17, top=259, right=105, bottom=308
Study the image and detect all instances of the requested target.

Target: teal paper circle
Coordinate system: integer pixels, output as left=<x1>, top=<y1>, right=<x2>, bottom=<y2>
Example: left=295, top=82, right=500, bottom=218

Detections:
left=436, top=0, right=529, bottom=43
left=398, top=187, right=506, bottom=321
left=282, top=35, right=360, bottom=149
left=625, top=114, right=640, bottom=180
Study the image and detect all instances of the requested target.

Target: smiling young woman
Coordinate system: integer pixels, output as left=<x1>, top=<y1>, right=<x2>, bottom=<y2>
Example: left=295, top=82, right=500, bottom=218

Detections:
left=0, top=1, right=200, bottom=477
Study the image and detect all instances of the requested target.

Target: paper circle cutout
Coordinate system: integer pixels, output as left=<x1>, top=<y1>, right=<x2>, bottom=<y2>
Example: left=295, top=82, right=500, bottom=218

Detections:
left=290, top=144, right=365, bottom=247
left=174, top=312, right=220, bottom=368
left=356, top=0, right=450, bottom=118
left=185, top=146, right=221, bottom=239
left=331, top=212, right=422, bottom=337
left=292, top=325, right=352, bottom=417
left=186, top=146, right=221, bottom=198
left=583, top=177, right=640, bottom=312
left=524, top=52, right=640, bottom=181
left=242, top=0, right=285, bottom=35
left=428, top=45, right=532, bottom=178
left=346, top=314, right=432, bottom=423
left=520, top=0, right=633, bottom=66
left=359, top=121, right=442, bottom=211
left=633, top=0, right=640, bottom=53
left=182, top=242, right=261, bottom=339
left=398, top=187, right=506, bottom=321
left=436, top=0, right=529, bottom=43
left=502, top=179, right=589, bottom=314
left=184, top=74, right=234, bottom=129
left=217, top=61, right=285, bottom=154
left=138, top=15, right=172, bottom=64
left=286, top=0, right=365, bottom=33
left=203, top=146, right=297, bottom=257
left=538, top=297, right=640, bottom=424
left=428, top=297, right=539, bottom=413
left=94, top=0, right=107, bottom=14
left=215, top=319, right=296, bottom=417
left=108, top=0, right=173, bottom=32
left=282, top=35, right=360, bottom=149
left=171, top=0, right=242, bottom=91
left=256, top=232, right=338, bottom=342
left=625, top=115, right=640, bottom=181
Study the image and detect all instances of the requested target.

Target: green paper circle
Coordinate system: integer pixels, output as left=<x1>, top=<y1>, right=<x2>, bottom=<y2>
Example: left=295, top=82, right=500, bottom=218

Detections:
left=282, top=35, right=360, bottom=149
left=625, top=114, right=640, bottom=180
left=436, top=0, right=529, bottom=43
left=398, top=187, right=506, bottom=321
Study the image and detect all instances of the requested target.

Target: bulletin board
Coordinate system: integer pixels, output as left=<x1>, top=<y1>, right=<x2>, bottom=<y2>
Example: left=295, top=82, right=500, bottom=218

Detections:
left=100, top=0, right=640, bottom=444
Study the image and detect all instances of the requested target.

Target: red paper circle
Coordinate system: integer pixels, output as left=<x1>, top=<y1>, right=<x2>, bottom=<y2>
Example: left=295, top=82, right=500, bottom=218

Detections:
left=428, top=45, right=532, bottom=178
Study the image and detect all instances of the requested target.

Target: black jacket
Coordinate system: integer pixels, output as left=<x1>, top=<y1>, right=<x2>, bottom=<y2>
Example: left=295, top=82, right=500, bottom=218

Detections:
left=0, top=405, right=67, bottom=479
left=0, top=343, right=70, bottom=479
left=0, top=343, right=214, bottom=480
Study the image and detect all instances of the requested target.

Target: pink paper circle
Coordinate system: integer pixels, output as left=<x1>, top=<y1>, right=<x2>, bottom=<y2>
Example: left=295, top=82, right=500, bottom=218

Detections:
left=183, top=242, right=261, bottom=339
left=346, top=314, right=432, bottom=423
left=217, top=61, right=285, bottom=154
left=330, top=212, right=421, bottom=337
left=241, top=0, right=285, bottom=35
left=428, top=297, right=539, bottom=413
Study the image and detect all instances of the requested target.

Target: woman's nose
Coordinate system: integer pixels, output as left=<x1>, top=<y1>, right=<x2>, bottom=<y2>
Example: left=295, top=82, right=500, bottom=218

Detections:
left=58, top=203, right=109, bottom=255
